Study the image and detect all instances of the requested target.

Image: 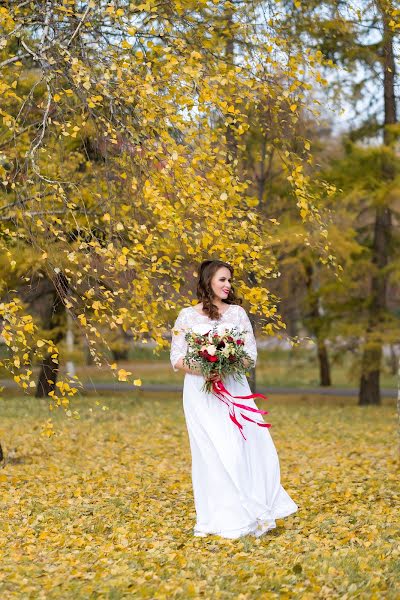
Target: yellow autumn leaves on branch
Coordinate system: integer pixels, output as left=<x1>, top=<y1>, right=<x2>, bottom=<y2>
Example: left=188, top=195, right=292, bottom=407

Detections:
left=0, top=1, right=332, bottom=398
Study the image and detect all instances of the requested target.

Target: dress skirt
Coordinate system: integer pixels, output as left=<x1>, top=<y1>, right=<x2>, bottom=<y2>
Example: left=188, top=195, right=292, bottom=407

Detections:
left=183, top=372, right=298, bottom=539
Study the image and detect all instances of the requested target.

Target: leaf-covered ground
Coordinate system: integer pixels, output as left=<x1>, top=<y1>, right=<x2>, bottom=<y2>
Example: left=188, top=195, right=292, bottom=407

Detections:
left=0, top=394, right=398, bottom=599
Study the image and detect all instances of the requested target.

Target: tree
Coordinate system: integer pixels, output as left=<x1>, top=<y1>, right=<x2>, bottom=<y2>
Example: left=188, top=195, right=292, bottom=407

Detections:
left=0, top=1, right=329, bottom=403
left=234, top=65, right=340, bottom=386
left=277, top=0, right=400, bottom=404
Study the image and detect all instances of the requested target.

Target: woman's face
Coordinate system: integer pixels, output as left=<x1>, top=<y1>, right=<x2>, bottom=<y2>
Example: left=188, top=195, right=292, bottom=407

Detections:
left=210, top=267, right=232, bottom=301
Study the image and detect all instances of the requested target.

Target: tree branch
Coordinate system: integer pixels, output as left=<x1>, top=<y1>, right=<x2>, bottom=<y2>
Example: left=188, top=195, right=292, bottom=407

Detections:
left=66, top=3, right=92, bottom=47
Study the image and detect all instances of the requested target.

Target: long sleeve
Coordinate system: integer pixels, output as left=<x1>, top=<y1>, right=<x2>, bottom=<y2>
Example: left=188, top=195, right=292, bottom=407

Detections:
left=238, top=306, right=257, bottom=366
left=170, top=309, right=188, bottom=372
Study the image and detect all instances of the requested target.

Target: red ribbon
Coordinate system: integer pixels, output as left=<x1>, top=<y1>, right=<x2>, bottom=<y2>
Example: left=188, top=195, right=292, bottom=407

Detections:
left=211, top=379, right=271, bottom=441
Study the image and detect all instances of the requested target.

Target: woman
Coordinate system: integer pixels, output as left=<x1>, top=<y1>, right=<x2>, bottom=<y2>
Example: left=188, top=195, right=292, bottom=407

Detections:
left=170, top=259, right=298, bottom=539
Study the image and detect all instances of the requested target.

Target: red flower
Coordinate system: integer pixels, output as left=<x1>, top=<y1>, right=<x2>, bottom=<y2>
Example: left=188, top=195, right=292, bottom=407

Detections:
left=200, top=350, right=219, bottom=362
left=236, top=339, right=244, bottom=345
left=227, top=336, right=234, bottom=342
left=228, top=355, right=236, bottom=363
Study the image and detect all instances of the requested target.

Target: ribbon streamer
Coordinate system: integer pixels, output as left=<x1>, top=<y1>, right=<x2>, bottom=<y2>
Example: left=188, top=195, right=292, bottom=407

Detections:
left=211, top=379, right=271, bottom=441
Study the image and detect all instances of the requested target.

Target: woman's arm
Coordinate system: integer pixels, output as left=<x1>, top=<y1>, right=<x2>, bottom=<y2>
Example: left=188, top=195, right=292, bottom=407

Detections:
left=170, top=309, right=202, bottom=376
left=238, top=307, right=258, bottom=367
left=174, top=356, right=203, bottom=376
left=242, top=357, right=252, bottom=369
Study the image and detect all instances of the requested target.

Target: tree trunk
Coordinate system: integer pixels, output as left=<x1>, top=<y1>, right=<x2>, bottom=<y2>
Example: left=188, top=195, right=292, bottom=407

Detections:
left=389, top=344, right=398, bottom=376
left=358, top=206, right=391, bottom=405
left=84, top=337, right=94, bottom=365
left=35, top=274, right=68, bottom=398
left=358, top=6, right=395, bottom=406
left=0, top=442, right=3, bottom=462
left=359, top=338, right=382, bottom=405
left=111, top=348, right=129, bottom=362
left=317, top=340, right=331, bottom=387
left=304, top=263, right=332, bottom=387
left=36, top=351, right=61, bottom=398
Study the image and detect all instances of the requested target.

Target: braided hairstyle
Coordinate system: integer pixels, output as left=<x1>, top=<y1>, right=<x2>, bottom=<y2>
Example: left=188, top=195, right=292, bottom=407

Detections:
left=196, top=259, right=242, bottom=320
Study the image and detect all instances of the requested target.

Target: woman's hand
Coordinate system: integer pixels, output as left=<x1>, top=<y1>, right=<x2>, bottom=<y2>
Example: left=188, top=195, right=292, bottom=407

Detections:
left=206, top=372, right=220, bottom=383
left=175, top=357, right=203, bottom=376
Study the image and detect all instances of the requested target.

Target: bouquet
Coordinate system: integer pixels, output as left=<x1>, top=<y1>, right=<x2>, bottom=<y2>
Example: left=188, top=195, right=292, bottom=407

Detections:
left=183, top=325, right=255, bottom=393
left=183, top=325, right=271, bottom=441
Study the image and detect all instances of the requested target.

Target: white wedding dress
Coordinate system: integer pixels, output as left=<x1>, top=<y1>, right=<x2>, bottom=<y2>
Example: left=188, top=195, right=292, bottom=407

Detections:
left=170, top=304, right=298, bottom=539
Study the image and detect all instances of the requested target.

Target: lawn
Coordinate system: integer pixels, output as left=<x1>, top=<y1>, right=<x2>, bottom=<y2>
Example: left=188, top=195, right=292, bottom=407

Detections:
left=70, top=348, right=399, bottom=389
left=2, top=346, right=397, bottom=390
left=0, top=393, right=398, bottom=599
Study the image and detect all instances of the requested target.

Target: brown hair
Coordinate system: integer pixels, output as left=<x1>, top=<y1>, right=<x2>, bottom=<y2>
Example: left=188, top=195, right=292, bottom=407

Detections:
left=196, top=259, right=242, bottom=320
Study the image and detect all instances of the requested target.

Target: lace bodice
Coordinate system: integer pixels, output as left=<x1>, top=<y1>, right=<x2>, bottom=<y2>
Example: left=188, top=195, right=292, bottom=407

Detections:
left=170, top=305, right=257, bottom=372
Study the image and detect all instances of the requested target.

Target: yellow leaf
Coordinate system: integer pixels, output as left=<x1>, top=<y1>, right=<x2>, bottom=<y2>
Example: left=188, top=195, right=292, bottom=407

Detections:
left=118, top=369, right=131, bottom=382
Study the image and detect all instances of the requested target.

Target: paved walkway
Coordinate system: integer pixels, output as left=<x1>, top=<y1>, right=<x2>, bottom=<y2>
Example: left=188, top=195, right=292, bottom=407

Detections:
left=0, top=380, right=396, bottom=397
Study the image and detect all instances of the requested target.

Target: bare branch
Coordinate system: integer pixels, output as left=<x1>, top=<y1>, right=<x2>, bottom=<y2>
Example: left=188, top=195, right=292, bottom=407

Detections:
left=0, top=53, right=29, bottom=70
left=66, top=3, right=92, bottom=48
left=20, top=39, right=39, bottom=61
left=28, top=81, right=52, bottom=164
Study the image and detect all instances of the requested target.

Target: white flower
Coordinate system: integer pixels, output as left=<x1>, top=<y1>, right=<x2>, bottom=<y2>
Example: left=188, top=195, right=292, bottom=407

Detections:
left=205, top=344, right=217, bottom=356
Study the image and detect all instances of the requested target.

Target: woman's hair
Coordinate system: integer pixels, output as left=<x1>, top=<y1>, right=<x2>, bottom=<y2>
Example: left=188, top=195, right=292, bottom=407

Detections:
left=196, top=259, right=242, bottom=320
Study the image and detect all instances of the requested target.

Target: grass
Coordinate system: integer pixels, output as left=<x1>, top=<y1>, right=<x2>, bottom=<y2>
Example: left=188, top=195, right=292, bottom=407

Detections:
left=0, top=393, right=399, bottom=599
left=1, top=346, right=397, bottom=390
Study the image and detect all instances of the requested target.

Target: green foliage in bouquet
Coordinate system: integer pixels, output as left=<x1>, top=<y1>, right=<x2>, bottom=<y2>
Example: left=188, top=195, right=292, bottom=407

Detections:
left=183, top=326, right=255, bottom=393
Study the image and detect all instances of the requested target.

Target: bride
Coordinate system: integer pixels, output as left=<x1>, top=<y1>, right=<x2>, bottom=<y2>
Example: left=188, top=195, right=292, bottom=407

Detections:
left=170, top=259, right=298, bottom=539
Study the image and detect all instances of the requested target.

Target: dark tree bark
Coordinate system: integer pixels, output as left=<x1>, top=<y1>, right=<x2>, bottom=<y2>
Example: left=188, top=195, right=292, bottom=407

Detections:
left=317, top=340, right=332, bottom=387
left=389, top=345, right=398, bottom=376
left=35, top=274, right=68, bottom=398
left=21, top=272, right=69, bottom=398
left=304, top=263, right=332, bottom=387
left=0, top=442, right=3, bottom=462
left=111, top=348, right=129, bottom=361
left=359, top=5, right=395, bottom=405
left=111, top=330, right=131, bottom=362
